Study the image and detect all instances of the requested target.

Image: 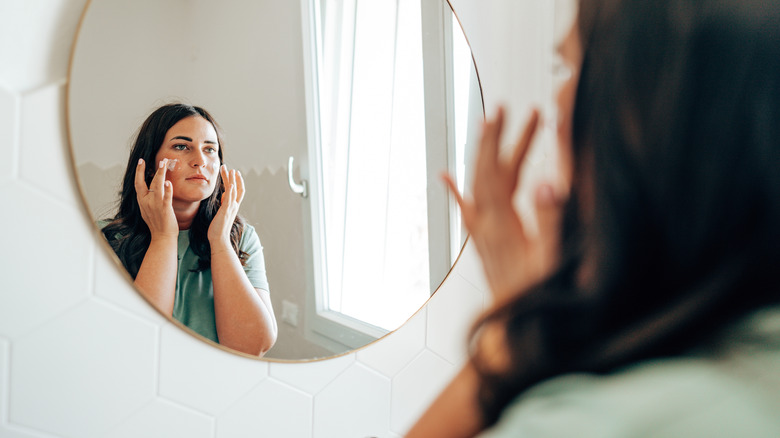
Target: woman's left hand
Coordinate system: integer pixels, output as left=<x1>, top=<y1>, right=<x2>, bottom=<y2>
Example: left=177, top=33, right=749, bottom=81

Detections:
left=208, top=165, right=245, bottom=247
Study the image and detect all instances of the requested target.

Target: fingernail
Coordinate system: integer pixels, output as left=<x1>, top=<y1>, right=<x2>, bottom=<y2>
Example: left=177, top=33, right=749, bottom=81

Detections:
left=159, top=160, right=165, bottom=169
left=138, top=158, right=143, bottom=165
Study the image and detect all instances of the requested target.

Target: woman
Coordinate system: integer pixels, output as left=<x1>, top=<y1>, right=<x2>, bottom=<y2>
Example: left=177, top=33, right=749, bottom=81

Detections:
left=101, top=103, right=277, bottom=356
left=409, top=0, right=780, bottom=436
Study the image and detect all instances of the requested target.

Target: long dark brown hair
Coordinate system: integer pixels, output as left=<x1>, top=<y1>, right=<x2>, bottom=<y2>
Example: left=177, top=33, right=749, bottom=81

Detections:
left=102, top=103, right=247, bottom=277
left=472, top=0, right=780, bottom=426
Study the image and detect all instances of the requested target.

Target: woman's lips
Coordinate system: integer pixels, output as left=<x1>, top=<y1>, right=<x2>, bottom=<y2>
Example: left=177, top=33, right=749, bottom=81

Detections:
left=186, top=174, right=209, bottom=182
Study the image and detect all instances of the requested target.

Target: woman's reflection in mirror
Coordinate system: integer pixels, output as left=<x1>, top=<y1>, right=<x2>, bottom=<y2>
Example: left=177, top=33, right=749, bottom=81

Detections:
left=409, top=0, right=780, bottom=436
left=100, top=103, right=277, bottom=356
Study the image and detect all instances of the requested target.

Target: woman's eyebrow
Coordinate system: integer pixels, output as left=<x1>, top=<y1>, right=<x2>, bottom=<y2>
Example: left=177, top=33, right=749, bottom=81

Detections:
left=170, top=136, right=217, bottom=145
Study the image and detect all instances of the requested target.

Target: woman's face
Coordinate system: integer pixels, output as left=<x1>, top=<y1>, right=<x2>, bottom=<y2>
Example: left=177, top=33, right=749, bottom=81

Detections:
left=154, top=115, right=221, bottom=206
left=552, top=21, right=582, bottom=189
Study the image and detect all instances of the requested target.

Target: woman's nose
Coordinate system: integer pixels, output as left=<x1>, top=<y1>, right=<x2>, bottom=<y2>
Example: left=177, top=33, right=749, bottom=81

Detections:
left=190, top=152, right=207, bottom=168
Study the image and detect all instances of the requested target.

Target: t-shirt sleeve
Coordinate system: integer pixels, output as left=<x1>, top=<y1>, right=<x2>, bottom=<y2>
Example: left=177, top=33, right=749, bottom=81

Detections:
left=239, top=224, right=270, bottom=291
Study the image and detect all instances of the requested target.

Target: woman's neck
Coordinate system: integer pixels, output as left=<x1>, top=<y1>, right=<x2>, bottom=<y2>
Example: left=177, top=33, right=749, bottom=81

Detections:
left=172, top=201, right=200, bottom=230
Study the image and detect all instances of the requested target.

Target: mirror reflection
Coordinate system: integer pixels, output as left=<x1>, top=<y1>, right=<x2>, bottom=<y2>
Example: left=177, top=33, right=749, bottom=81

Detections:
left=68, top=0, right=483, bottom=360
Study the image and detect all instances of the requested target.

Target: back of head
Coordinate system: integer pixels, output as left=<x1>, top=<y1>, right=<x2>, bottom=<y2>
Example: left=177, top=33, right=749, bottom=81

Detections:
left=573, top=0, right=780, bottom=319
left=474, top=0, right=780, bottom=426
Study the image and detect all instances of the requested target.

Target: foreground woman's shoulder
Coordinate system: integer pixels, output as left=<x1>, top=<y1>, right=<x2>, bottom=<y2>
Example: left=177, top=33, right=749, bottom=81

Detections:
left=480, top=306, right=780, bottom=438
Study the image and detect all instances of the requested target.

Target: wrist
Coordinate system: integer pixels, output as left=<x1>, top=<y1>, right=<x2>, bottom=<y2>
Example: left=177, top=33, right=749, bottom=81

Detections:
left=209, top=237, right=232, bottom=254
left=150, top=232, right=178, bottom=245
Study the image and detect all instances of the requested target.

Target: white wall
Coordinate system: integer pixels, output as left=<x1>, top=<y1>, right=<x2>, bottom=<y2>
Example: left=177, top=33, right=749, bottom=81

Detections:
left=0, top=0, right=562, bottom=436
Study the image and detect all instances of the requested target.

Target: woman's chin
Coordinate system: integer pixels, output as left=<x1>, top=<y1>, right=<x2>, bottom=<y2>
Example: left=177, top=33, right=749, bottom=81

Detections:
left=172, top=192, right=212, bottom=206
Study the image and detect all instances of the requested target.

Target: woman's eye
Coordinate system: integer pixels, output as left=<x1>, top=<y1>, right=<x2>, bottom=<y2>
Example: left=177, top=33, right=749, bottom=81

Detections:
left=206, top=147, right=217, bottom=154
left=173, top=144, right=188, bottom=151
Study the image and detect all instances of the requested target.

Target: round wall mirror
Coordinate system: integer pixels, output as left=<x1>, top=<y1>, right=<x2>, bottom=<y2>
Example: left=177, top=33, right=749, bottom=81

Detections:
left=67, top=0, right=483, bottom=361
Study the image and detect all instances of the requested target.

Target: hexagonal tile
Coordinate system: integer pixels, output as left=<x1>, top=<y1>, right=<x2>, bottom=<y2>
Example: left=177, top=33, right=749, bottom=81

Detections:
left=0, top=182, right=92, bottom=338
left=313, top=363, right=391, bottom=438
left=268, top=352, right=354, bottom=395
left=0, top=84, right=17, bottom=185
left=356, top=307, right=427, bottom=377
left=217, top=379, right=312, bottom=438
left=19, top=82, right=81, bottom=205
left=158, top=324, right=269, bottom=415
left=390, top=350, right=458, bottom=434
left=426, top=273, right=484, bottom=365
left=0, top=0, right=85, bottom=93
left=9, top=300, right=157, bottom=438
left=103, top=399, right=214, bottom=438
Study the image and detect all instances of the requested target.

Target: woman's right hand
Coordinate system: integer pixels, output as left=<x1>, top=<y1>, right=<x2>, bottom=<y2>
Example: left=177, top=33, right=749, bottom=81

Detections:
left=443, top=107, right=565, bottom=304
left=134, top=158, right=178, bottom=239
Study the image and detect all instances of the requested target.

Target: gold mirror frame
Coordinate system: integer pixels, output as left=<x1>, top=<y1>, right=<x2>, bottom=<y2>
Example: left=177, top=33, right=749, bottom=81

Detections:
left=65, top=0, right=484, bottom=362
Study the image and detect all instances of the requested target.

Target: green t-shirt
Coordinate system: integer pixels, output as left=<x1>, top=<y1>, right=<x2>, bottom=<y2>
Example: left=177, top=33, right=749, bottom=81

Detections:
left=173, top=224, right=269, bottom=343
left=100, top=221, right=269, bottom=343
left=478, top=305, right=780, bottom=438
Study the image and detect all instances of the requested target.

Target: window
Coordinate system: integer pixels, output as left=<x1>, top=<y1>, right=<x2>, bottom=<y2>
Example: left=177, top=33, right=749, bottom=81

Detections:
left=300, top=0, right=478, bottom=351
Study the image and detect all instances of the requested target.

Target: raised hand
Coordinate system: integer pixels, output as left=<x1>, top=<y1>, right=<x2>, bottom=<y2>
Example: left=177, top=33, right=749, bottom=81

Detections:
left=443, top=107, right=565, bottom=304
left=208, top=165, right=245, bottom=248
left=134, top=158, right=178, bottom=239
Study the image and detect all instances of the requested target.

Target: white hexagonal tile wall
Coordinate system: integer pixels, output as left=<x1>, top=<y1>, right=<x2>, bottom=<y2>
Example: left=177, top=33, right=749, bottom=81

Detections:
left=390, top=349, right=458, bottom=434
left=313, top=363, right=391, bottom=438
left=104, top=399, right=214, bottom=438
left=0, top=0, right=86, bottom=93
left=426, top=274, right=485, bottom=365
left=0, top=182, right=92, bottom=338
left=9, top=300, right=157, bottom=438
left=268, top=353, right=354, bottom=395
left=0, top=84, right=17, bottom=184
left=0, top=424, right=48, bottom=438
left=158, top=324, right=269, bottom=415
left=217, top=379, right=312, bottom=438
left=357, top=307, right=427, bottom=377
left=19, top=83, right=80, bottom=205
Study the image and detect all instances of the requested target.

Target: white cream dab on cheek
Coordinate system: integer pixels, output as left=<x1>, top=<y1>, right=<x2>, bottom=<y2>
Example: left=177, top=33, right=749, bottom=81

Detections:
left=164, top=159, right=179, bottom=171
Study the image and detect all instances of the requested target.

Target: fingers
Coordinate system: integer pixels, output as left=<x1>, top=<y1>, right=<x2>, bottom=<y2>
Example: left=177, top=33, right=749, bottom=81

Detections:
left=236, top=169, right=245, bottom=204
left=218, top=165, right=242, bottom=208
left=220, top=163, right=228, bottom=188
left=229, top=169, right=237, bottom=201
left=534, top=183, right=564, bottom=251
left=151, top=158, right=168, bottom=195
left=134, top=158, right=148, bottom=196
left=509, top=109, right=540, bottom=178
left=476, top=106, right=506, bottom=176
left=163, top=180, right=173, bottom=204
left=442, top=172, right=475, bottom=232
left=442, top=172, right=465, bottom=209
